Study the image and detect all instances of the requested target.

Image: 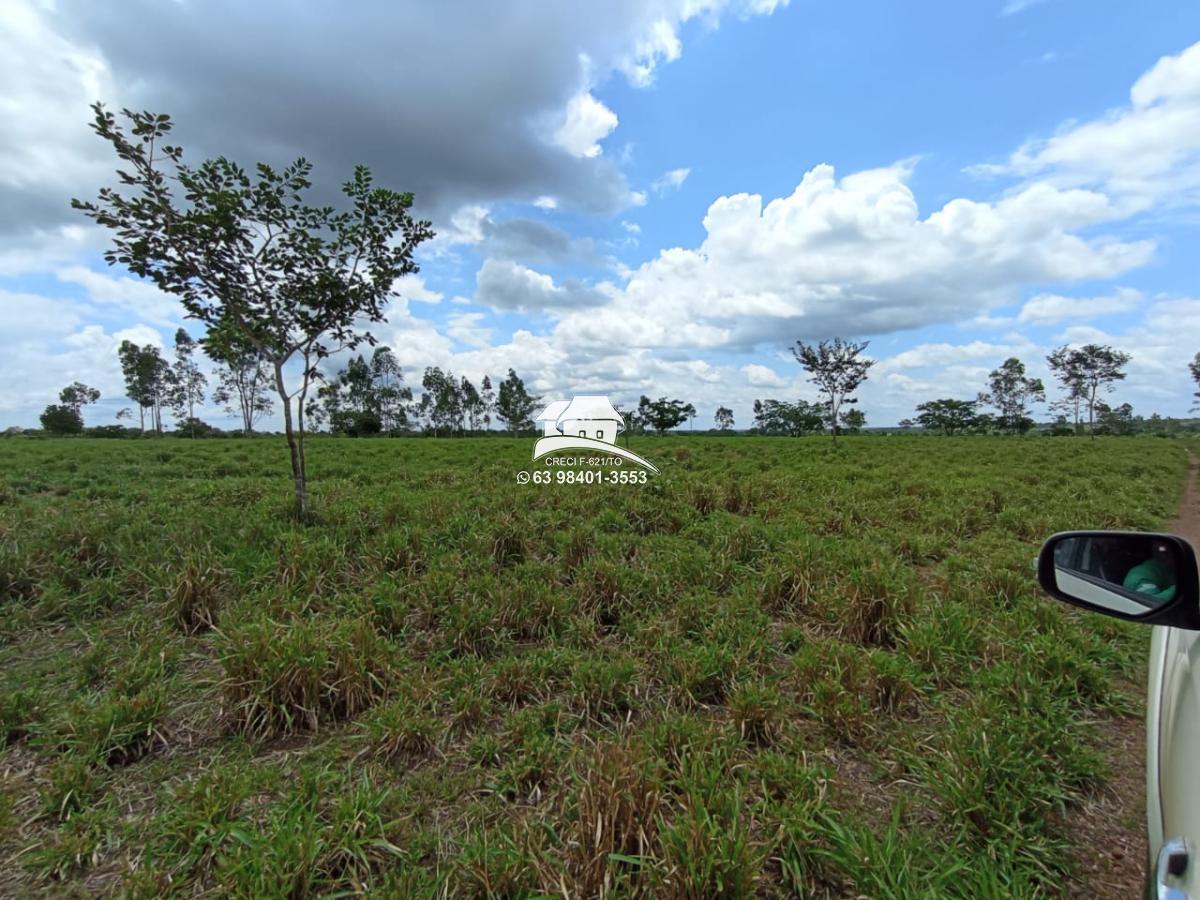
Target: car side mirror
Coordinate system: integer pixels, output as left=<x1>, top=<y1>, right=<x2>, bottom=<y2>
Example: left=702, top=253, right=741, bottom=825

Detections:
left=1037, top=531, right=1200, bottom=630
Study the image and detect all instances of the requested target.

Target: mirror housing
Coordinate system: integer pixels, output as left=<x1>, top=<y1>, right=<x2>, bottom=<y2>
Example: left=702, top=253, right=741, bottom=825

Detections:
left=1037, top=531, right=1200, bottom=629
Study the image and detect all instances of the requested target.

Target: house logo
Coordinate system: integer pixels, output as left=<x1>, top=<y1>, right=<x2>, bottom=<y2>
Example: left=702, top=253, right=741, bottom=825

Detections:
left=532, top=395, right=659, bottom=474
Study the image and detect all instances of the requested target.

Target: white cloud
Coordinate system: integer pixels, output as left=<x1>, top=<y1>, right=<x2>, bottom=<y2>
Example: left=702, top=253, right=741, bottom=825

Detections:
left=474, top=258, right=613, bottom=312
left=629, top=190, right=648, bottom=207
left=877, top=340, right=1033, bottom=372
left=546, top=162, right=1153, bottom=354
left=740, top=363, right=788, bottom=387
left=621, top=221, right=642, bottom=234
left=651, top=167, right=691, bottom=195
left=1017, top=287, right=1142, bottom=324
left=56, top=266, right=182, bottom=327
left=533, top=196, right=558, bottom=210
left=975, top=40, right=1200, bottom=211
left=392, top=274, right=443, bottom=304
left=446, top=312, right=493, bottom=348
left=554, top=92, right=619, bottom=159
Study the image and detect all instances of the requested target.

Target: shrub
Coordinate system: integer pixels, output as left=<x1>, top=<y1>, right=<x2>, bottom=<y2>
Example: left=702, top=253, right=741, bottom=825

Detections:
left=218, top=616, right=390, bottom=738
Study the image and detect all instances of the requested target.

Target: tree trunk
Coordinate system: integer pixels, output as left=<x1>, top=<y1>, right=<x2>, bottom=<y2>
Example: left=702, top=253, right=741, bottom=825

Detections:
left=274, top=362, right=308, bottom=516
left=1088, top=386, right=1097, bottom=440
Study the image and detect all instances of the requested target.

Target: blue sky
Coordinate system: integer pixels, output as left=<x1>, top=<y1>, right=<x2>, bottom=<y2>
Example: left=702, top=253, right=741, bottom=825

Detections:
left=3, top=0, right=1200, bottom=428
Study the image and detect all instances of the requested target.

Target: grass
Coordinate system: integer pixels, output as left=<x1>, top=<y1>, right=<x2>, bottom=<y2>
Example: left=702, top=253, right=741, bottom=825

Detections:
left=0, top=433, right=1188, bottom=896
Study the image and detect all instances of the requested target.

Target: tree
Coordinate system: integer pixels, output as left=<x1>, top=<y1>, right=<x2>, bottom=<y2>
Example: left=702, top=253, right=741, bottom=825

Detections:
left=840, top=408, right=866, bottom=434
left=914, top=398, right=980, bottom=436
left=74, top=104, right=434, bottom=514
left=40, top=405, right=84, bottom=435
left=714, top=406, right=735, bottom=431
left=418, top=367, right=463, bottom=436
left=58, top=382, right=101, bottom=421
left=682, top=402, right=697, bottom=432
left=1047, top=344, right=1131, bottom=438
left=639, top=396, right=691, bottom=434
left=206, top=328, right=274, bottom=435
left=167, top=328, right=207, bottom=436
left=753, top=399, right=826, bottom=436
left=460, top=377, right=485, bottom=432
left=480, top=375, right=496, bottom=431
left=1190, top=353, right=1200, bottom=412
left=118, top=340, right=170, bottom=434
left=979, top=357, right=1044, bottom=435
left=496, top=369, right=540, bottom=434
left=896, top=418, right=917, bottom=431
left=1095, top=401, right=1139, bottom=436
left=370, top=346, right=412, bottom=433
left=791, top=338, right=874, bottom=443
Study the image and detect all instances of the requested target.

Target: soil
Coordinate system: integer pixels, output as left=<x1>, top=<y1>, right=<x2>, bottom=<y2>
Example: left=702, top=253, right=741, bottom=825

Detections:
left=1066, top=451, right=1200, bottom=899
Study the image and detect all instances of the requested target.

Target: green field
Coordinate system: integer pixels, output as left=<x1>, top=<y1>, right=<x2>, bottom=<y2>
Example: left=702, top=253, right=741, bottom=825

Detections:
left=0, top=435, right=1188, bottom=897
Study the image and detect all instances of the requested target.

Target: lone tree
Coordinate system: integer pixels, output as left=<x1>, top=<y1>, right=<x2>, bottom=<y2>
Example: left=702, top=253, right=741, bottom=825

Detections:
left=40, top=405, right=84, bottom=435
left=914, top=398, right=980, bottom=436
left=714, top=406, right=734, bottom=430
left=979, top=357, right=1044, bottom=435
left=1047, top=344, right=1131, bottom=438
left=638, top=396, right=691, bottom=434
left=74, top=104, right=433, bottom=514
left=791, top=337, right=874, bottom=443
left=58, top=382, right=101, bottom=420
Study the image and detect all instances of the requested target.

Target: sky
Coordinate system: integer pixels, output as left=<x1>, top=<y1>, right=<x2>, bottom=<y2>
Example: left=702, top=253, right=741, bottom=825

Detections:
left=3, top=0, right=1200, bottom=430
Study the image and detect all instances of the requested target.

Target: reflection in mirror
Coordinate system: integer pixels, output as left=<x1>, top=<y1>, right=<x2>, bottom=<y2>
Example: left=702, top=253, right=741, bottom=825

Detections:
left=1053, top=534, right=1179, bottom=614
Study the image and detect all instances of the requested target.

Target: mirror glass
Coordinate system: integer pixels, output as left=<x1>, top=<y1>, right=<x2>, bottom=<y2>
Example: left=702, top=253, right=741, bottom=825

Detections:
left=1052, top=534, right=1179, bottom=614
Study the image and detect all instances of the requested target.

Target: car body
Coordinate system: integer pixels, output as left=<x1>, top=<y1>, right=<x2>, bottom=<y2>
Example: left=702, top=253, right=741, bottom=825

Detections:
left=1038, top=531, right=1200, bottom=899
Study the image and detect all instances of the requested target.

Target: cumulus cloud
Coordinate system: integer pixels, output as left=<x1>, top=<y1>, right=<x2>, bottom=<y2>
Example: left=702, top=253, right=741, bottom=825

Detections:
left=545, top=162, right=1153, bottom=354
left=740, top=363, right=788, bottom=387
left=2, top=0, right=789, bottom=242
left=392, top=274, right=443, bottom=305
left=974, top=40, right=1200, bottom=211
left=1017, top=287, right=1142, bottom=324
left=474, top=259, right=612, bottom=312
left=555, top=92, right=619, bottom=158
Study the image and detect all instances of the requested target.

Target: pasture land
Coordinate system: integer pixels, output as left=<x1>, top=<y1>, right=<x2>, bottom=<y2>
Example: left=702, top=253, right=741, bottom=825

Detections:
left=0, top=435, right=1188, bottom=897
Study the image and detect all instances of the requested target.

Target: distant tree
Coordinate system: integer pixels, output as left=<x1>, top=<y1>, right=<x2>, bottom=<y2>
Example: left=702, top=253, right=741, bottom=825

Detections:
left=1048, top=344, right=1130, bottom=438
left=370, top=347, right=412, bottom=433
left=40, top=404, right=84, bottom=435
left=896, top=418, right=917, bottom=431
left=496, top=369, right=540, bottom=434
left=1190, top=353, right=1200, bottom=412
left=840, top=408, right=866, bottom=434
left=791, top=337, right=874, bottom=443
left=115, top=407, right=133, bottom=423
left=58, top=382, right=101, bottom=421
left=167, top=328, right=207, bottom=436
left=206, top=327, right=274, bottom=435
left=682, top=402, right=697, bottom=432
left=979, top=357, right=1044, bottom=435
left=418, top=367, right=463, bottom=436
left=460, top=377, right=485, bottom=432
left=118, top=340, right=170, bottom=434
left=714, top=406, right=735, bottom=430
left=640, top=396, right=691, bottom=434
left=753, top=399, right=825, bottom=436
left=1046, top=346, right=1085, bottom=433
left=914, top=398, right=980, bottom=436
left=74, top=104, right=434, bottom=515
left=480, top=375, right=496, bottom=431
left=1095, top=401, right=1139, bottom=436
